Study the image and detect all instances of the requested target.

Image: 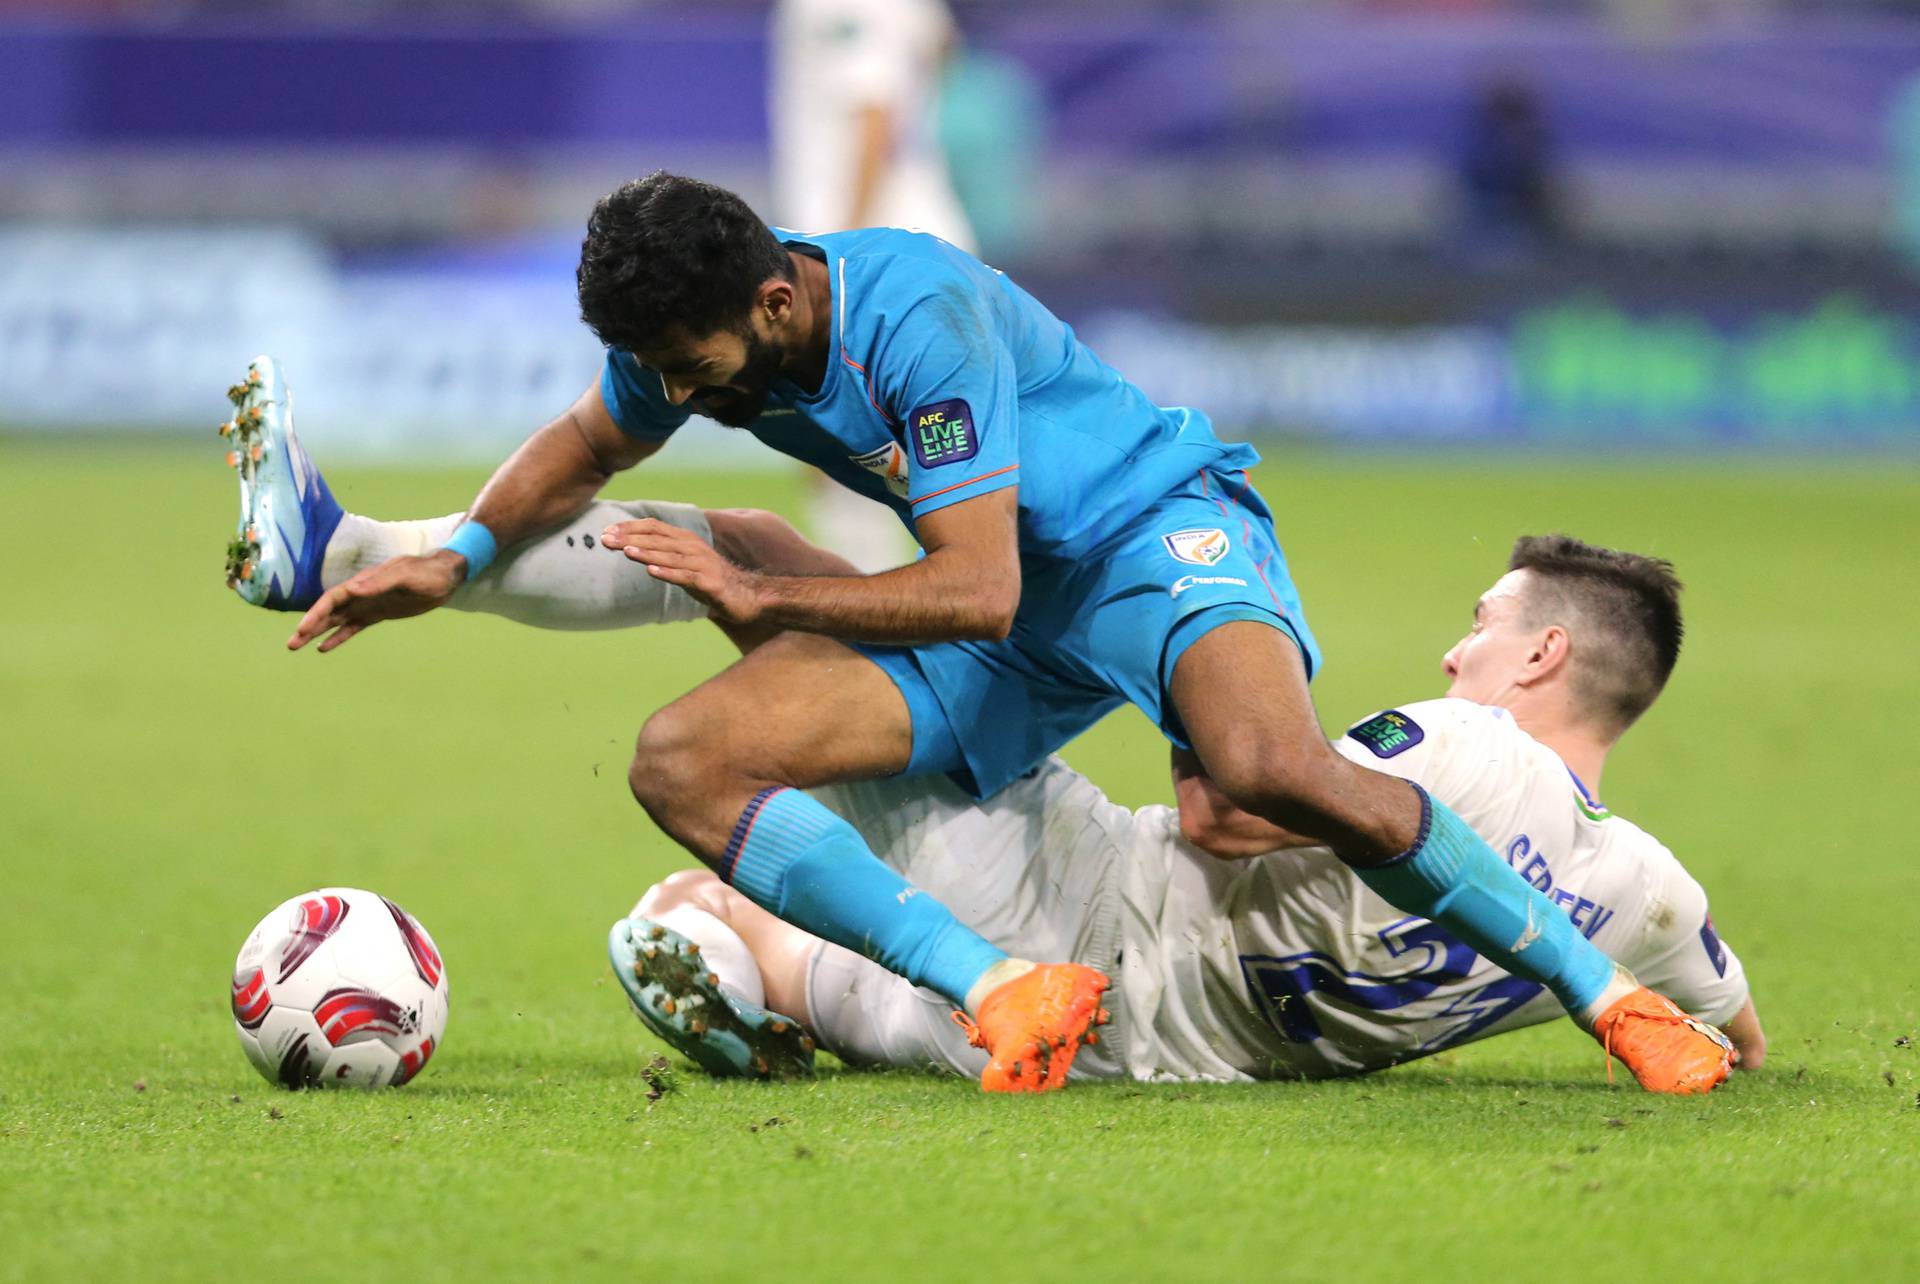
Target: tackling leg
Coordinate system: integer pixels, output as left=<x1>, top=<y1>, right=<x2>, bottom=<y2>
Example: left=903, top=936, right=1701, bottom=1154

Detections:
left=626, top=631, right=1108, bottom=1091
left=1170, top=621, right=1731, bottom=1094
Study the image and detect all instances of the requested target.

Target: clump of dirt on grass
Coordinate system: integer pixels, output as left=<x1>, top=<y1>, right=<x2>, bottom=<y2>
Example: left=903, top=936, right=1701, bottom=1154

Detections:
left=641, top=1055, right=676, bottom=1106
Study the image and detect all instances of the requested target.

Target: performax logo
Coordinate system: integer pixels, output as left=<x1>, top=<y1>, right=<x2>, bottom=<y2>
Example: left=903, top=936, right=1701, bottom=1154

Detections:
left=909, top=399, right=978, bottom=468
left=1170, top=574, right=1248, bottom=598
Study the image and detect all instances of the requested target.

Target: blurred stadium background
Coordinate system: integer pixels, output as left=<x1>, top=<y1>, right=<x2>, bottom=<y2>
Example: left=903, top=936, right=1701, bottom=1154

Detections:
left=7, top=0, right=1920, bottom=461
left=7, top=8, right=1920, bottom=1276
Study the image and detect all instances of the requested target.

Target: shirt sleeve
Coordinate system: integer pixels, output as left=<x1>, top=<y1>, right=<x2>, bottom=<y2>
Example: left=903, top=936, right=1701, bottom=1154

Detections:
left=876, top=284, right=1021, bottom=519
left=1619, top=854, right=1751, bottom=1028
left=1331, top=699, right=1501, bottom=802
left=599, top=349, right=692, bottom=442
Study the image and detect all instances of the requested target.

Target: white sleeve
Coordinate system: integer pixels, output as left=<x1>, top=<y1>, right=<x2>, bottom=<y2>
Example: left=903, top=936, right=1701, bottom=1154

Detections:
left=1331, top=698, right=1511, bottom=808
left=1619, top=855, right=1750, bottom=1028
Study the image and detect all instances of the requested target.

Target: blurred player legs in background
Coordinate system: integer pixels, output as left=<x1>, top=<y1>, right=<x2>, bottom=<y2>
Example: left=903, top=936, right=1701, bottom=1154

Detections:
left=770, top=0, right=975, bottom=573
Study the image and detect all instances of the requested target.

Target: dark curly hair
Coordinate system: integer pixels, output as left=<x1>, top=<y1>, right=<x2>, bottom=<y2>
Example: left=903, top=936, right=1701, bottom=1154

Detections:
left=1508, top=534, right=1684, bottom=732
left=576, top=172, right=793, bottom=353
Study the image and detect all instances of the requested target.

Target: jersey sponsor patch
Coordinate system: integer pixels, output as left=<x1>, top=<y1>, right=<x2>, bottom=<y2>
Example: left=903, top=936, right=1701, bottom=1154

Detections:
left=1163, top=528, right=1230, bottom=566
left=1346, top=709, right=1424, bottom=759
left=908, top=399, right=978, bottom=468
left=849, top=441, right=911, bottom=497
left=1170, top=573, right=1249, bottom=598
left=1699, top=915, right=1729, bottom=978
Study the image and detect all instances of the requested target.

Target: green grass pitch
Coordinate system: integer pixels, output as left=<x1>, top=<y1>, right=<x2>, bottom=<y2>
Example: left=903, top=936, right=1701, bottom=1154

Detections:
left=1, top=437, right=1915, bottom=1281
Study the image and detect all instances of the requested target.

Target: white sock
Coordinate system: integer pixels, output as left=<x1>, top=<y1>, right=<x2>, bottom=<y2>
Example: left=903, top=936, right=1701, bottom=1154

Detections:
left=963, top=957, right=1036, bottom=1016
left=321, top=513, right=460, bottom=586
left=643, top=903, right=767, bottom=1009
left=1578, top=963, right=1642, bottom=1029
left=319, top=500, right=709, bottom=630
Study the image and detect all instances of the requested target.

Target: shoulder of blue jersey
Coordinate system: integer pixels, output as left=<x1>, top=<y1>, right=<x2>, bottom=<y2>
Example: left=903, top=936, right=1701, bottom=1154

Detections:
left=906, top=398, right=978, bottom=468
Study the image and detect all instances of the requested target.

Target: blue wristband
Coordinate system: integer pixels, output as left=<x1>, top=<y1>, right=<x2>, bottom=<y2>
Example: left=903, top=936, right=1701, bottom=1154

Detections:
left=440, top=520, right=497, bottom=582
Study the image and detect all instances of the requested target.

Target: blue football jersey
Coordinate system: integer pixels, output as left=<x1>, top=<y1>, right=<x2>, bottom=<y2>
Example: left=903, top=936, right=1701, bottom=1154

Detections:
left=599, top=227, right=1257, bottom=561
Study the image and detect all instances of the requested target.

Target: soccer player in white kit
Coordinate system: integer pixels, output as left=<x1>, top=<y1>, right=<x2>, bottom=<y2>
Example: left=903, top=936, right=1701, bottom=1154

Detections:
left=769, top=0, right=978, bottom=573
left=624, top=536, right=1765, bottom=1083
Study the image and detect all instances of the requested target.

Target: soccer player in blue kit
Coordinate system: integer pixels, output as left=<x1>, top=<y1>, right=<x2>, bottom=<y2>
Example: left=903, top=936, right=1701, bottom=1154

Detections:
left=284, top=173, right=1732, bottom=1093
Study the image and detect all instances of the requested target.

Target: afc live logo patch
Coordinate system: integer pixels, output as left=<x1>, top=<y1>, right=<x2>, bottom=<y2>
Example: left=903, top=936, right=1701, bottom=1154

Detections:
left=909, top=399, right=978, bottom=468
left=1346, top=709, right=1424, bottom=759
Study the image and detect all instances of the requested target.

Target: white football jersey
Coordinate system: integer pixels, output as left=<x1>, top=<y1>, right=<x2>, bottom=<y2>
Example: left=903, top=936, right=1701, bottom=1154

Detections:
left=769, top=0, right=976, bottom=248
left=1116, top=698, right=1751, bottom=1081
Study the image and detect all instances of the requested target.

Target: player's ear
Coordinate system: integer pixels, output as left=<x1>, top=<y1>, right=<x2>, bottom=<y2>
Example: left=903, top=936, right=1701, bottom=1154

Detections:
left=1524, top=624, right=1573, bottom=686
left=757, top=276, right=795, bottom=328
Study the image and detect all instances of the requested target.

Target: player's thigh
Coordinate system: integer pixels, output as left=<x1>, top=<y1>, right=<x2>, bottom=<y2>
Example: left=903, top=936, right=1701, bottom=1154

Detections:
left=1171, top=621, right=1411, bottom=853
left=1063, top=468, right=1322, bottom=742
left=853, top=636, right=1118, bottom=800
left=636, top=631, right=913, bottom=789
left=1168, top=619, right=1335, bottom=803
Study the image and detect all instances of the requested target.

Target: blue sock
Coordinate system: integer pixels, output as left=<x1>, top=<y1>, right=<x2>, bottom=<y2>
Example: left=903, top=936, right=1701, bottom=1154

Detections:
left=1354, top=786, right=1615, bottom=1015
left=720, top=787, right=1008, bottom=1006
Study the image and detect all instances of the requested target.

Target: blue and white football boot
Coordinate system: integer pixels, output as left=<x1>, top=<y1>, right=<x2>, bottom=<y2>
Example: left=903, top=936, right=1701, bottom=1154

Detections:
left=608, top=916, right=816, bottom=1080
left=220, top=355, right=342, bottom=611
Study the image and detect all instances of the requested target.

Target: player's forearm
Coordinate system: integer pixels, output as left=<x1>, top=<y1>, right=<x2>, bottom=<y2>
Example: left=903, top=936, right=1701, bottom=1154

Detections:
left=466, top=418, right=613, bottom=545
left=466, top=410, right=654, bottom=554
left=1724, top=998, right=1765, bottom=1070
left=752, top=549, right=1017, bottom=644
left=1173, top=753, right=1312, bottom=858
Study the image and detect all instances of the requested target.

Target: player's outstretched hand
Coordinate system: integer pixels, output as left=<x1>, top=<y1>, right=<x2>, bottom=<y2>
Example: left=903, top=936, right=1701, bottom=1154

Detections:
left=286, top=551, right=465, bottom=653
left=600, top=518, right=763, bottom=625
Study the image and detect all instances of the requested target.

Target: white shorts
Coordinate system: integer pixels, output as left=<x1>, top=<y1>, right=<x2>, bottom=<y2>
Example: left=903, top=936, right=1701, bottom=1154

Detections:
left=801, top=761, right=1134, bottom=1081
left=790, top=743, right=1744, bottom=1085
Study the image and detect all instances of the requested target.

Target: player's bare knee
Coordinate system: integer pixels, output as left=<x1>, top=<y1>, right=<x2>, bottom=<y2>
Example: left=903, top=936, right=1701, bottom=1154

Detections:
left=683, top=871, right=753, bottom=923
left=632, top=878, right=674, bottom=916
left=661, top=868, right=721, bottom=897
left=628, top=703, right=715, bottom=821
left=637, top=868, right=725, bottom=917
left=706, top=507, right=797, bottom=573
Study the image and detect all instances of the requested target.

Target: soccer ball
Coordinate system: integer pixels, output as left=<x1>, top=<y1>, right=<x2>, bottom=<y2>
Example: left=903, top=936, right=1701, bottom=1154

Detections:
left=230, top=887, right=449, bottom=1090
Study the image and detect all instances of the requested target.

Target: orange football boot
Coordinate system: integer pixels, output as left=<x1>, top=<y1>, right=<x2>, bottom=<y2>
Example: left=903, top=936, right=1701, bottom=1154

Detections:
left=1591, top=987, right=1734, bottom=1094
left=953, top=963, right=1111, bottom=1093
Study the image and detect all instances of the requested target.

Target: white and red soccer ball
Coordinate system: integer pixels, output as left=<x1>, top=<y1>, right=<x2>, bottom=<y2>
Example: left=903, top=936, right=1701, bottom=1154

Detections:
left=231, top=888, right=449, bottom=1089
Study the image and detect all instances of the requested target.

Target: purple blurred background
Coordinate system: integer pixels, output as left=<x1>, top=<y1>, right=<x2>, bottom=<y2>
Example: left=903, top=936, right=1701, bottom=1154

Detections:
left=5, top=0, right=1919, bottom=453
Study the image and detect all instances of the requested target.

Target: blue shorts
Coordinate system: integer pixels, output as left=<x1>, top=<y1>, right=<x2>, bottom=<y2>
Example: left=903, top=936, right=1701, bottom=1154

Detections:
left=856, top=467, right=1321, bottom=799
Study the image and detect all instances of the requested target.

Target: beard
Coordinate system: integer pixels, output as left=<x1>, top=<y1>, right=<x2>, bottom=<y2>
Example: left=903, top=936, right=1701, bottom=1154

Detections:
left=690, top=332, right=785, bottom=428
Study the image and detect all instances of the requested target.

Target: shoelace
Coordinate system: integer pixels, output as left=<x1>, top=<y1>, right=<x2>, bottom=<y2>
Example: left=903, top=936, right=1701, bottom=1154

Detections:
left=951, top=1009, right=986, bottom=1048
left=1599, top=1001, right=1727, bottom=1088
left=950, top=1001, right=1106, bottom=1053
